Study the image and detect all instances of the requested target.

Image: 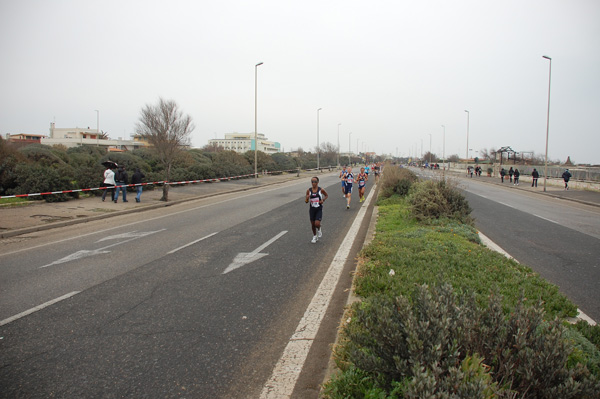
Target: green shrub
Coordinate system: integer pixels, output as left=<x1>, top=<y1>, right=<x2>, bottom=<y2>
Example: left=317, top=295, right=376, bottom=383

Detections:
left=18, top=144, right=67, bottom=167
left=325, top=284, right=600, bottom=398
left=379, top=166, right=417, bottom=199
left=564, top=325, right=600, bottom=376
left=572, top=321, right=600, bottom=351
left=408, top=179, right=473, bottom=224
left=8, top=163, right=74, bottom=202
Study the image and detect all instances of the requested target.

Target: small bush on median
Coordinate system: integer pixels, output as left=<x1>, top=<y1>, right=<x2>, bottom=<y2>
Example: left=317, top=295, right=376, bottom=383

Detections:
left=323, top=284, right=600, bottom=398
left=379, top=166, right=418, bottom=199
left=408, top=179, right=473, bottom=225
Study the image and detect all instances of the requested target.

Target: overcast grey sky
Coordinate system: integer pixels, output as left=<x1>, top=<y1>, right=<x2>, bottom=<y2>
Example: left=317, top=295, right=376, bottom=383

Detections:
left=1, top=0, right=599, bottom=164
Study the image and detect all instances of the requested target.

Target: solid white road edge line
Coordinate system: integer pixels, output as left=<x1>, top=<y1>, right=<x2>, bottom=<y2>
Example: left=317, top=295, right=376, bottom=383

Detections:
left=260, top=184, right=377, bottom=398
left=478, top=231, right=596, bottom=326
left=533, top=214, right=560, bottom=225
left=167, top=232, right=219, bottom=254
left=0, top=291, right=80, bottom=327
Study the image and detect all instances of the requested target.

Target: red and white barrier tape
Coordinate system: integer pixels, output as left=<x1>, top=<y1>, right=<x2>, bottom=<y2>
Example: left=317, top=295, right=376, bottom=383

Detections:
left=0, top=168, right=302, bottom=199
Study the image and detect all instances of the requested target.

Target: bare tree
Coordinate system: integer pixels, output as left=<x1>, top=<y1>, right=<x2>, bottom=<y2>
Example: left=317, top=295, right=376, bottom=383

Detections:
left=136, top=98, right=195, bottom=201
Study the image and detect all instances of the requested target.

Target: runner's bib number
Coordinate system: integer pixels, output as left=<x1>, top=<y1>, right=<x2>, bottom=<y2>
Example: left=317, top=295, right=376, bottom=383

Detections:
left=310, top=196, right=320, bottom=207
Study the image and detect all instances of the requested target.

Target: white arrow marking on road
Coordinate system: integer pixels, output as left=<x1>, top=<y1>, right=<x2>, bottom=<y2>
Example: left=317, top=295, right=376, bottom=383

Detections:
left=40, top=229, right=166, bottom=268
left=223, top=230, right=288, bottom=274
left=95, top=230, right=165, bottom=242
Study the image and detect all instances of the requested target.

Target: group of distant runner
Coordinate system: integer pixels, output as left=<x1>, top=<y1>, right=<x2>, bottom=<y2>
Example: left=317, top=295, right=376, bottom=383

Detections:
left=305, top=163, right=382, bottom=244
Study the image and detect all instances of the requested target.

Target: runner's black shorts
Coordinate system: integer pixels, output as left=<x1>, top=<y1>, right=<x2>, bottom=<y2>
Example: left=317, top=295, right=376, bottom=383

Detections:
left=309, top=206, right=323, bottom=221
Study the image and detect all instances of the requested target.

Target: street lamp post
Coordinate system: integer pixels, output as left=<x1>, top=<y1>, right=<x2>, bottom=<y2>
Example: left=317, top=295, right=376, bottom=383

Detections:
left=95, top=110, right=99, bottom=146
left=337, top=123, right=341, bottom=168
left=348, top=132, right=352, bottom=165
left=254, top=62, right=263, bottom=185
left=464, top=110, right=470, bottom=160
left=317, top=108, right=322, bottom=172
left=542, top=55, right=552, bottom=192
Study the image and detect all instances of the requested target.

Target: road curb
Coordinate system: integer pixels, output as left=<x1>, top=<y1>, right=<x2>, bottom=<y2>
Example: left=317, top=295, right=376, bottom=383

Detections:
left=319, top=181, right=381, bottom=394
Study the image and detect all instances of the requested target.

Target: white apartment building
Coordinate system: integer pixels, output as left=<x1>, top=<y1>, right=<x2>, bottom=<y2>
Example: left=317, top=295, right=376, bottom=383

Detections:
left=42, top=123, right=149, bottom=151
left=208, top=133, right=281, bottom=154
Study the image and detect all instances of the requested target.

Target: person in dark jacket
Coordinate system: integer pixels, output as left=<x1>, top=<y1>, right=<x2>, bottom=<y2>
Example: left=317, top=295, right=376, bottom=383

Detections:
left=131, top=168, right=146, bottom=203
left=562, top=169, right=572, bottom=190
left=114, top=166, right=128, bottom=203
left=500, top=168, right=506, bottom=183
left=508, top=167, right=514, bottom=183
left=531, top=168, right=539, bottom=187
left=513, top=168, right=520, bottom=185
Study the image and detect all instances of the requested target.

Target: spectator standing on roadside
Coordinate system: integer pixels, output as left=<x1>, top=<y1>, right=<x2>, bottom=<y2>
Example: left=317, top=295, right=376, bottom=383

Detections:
left=509, top=167, right=514, bottom=183
left=531, top=168, right=539, bottom=187
left=131, top=168, right=146, bottom=203
left=562, top=169, right=572, bottom=190
left=500, top=168, right=506, bottom=183
left=101, top=166, right=116, bottom=202
left=114, top=166, right=129, bottom=203
left=513, top=168, right=520, bottom=185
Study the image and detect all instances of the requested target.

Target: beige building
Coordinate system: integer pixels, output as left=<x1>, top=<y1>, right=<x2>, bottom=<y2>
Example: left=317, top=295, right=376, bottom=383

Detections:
left=42, top=123, right=149, bottom=151
left=208, top=133, right=281, bottom=154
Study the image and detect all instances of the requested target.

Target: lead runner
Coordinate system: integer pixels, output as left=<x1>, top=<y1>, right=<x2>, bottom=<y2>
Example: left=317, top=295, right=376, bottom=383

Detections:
left=305, top=176, right=329, bottom=243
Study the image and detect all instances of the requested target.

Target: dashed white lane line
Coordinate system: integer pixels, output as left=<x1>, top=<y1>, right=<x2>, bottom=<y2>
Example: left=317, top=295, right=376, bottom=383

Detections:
left=167, top=232, right=219, bottom=254
left=260, top=185, right=376, bottom=398
left=0, top=291, right=80, bottom=327
left=478, top=231, right=596, bottom=326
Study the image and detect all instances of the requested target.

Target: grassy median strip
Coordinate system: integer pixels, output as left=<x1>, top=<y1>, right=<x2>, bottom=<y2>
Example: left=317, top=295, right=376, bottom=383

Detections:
left=322, top=167, right=600, bottom=398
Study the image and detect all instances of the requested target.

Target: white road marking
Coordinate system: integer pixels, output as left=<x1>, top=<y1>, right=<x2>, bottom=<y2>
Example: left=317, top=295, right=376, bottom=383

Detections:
left=167, top=232, right=218, bottom=254
left=260, top=186, right=376, bottom=398
left=0, top=291, right=80, bottom=327
left=223, top=231, right=288, bottom=274
left=478, top=231, right=596, bottom=326
left=40, top=229, right=166, bottom=268
left=533, top=214, right=560, bottom=225
left=478, top=231, right=515, bottom=260
left=497, top=201, right=514, bottom=208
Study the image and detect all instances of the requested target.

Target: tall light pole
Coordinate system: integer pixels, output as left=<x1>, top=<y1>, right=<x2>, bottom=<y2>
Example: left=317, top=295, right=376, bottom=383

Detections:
left=95, top=109, right=99, bottom=146
left=317, top=108, right=322, bottom=171
left=542, top=55, right=552, bottom=192
left=337, top=123, right=341, bottom=168
left=348, top=132, right=352, bottom=165
left=464, top=110, right=470, bottom=160
left=254, top=62, right=263, bottom=185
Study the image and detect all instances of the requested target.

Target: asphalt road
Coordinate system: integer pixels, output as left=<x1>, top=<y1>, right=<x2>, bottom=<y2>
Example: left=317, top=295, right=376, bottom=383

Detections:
left=414, top=168, right=600, bottom=323
left=460, top=180, right=600, bottom=322
left=0, top=173, right=376, bottom=398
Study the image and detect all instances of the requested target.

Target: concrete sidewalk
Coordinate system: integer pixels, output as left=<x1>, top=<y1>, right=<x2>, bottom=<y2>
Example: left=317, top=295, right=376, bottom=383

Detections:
left=0, top=172, right=309, bottom=239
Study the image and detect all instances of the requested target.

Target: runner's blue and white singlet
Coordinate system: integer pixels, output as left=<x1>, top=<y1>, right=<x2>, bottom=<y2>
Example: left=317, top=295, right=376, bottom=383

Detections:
left=346, top=173, right=354, bottom=185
